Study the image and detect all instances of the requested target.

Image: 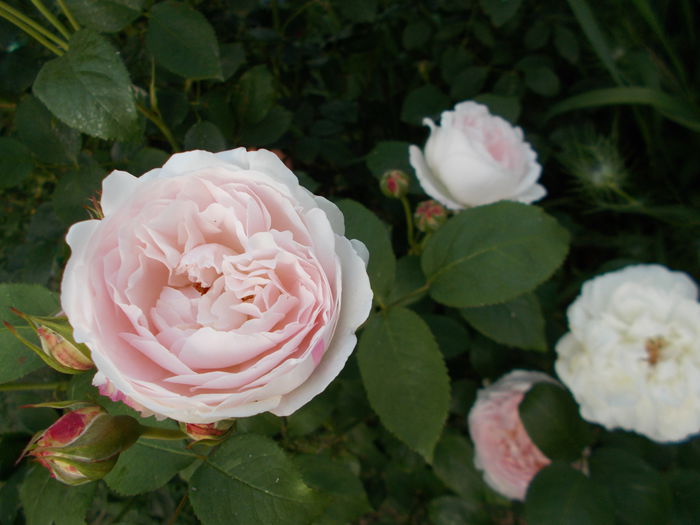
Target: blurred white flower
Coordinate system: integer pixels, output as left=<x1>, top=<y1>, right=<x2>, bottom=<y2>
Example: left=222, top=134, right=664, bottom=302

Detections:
left=555, top=264, right=700, bottom=442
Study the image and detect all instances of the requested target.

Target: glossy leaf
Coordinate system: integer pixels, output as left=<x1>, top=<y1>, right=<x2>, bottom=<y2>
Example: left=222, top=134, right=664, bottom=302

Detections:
left=33, top=30, right=139, bottom=140
left=422, top=202, right=570, bottom=307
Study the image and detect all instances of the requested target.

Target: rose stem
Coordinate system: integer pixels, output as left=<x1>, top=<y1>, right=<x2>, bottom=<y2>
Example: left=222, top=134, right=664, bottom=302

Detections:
left=400, top=195, right=417, bottom=253
left=139, top=426, right=188, bottom=441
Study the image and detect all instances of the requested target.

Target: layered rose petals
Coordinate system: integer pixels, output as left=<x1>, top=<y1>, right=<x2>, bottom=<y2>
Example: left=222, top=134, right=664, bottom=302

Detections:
left=61, top=148, right=372, bottom=423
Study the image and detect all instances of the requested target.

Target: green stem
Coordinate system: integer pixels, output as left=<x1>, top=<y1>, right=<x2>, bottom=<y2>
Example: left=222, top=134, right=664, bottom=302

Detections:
left=0, top=381, right=67, bottom=392
left=137, top=104, right=181, bottom=153
left=165, top=493, right=189, bottom=525
left=140, top=426, right=187, bottom=440
left=30, top=0, right=71, bottom=40
left=0, top=3, right=66, bottom=54
left=400, top=196, right=417, bottom=253
left=385, top=282, right=430, bottom=309
left=56, top=0, right=79, bottom=31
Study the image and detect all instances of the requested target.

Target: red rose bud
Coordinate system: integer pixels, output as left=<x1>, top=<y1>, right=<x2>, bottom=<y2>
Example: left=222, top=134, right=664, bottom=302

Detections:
left=179, top=420, right=235, bottom=443
left=380, top=170, right=410, bottom=199
left=6, top=309, right=93, bottom=374
left=414, top=199, right=447, bottom=232
left=22, top=406, right=142, bottom=485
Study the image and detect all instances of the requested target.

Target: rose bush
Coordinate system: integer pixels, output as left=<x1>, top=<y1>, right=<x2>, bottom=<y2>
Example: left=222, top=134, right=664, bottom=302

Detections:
left=61, top=148, right=373, bottom=423
left=555, top=264, right=700, bottom=442
left=468, top=369, right=556, bottom=501
left=409, top=101, right=545, bottom=210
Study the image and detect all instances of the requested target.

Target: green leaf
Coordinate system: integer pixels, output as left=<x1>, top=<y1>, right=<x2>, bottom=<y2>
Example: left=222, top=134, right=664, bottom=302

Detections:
left=295, top=454, right=371, bottom=525
left=33, top=30, right=139, bottom=141
left=336, top=199, right=396, bottom=302
left=524, top=66, right=560, bottom=97
left=286, top=390, right=335, bottom=438
left=450, top=67, right=489, bottom=101
left=0, top=284, right=60, bottom=326
left=357, top=308, right=450, bottom=462
left=0, top=283, right=60, bottom=380
left=336, top=0, right=377, bottom=23
left=428, top=496, right=490, bottom=525
left=554, top=26, right=579, bottom=63
left=239, top=105, right=293, bottom=146
left=480, top=0, right=523, bottom=26
left=422, top=314, right=469, bottom=359
left=365, top=140, right=412, bottom=177
left=386, top=256, right=428, bottom=308
left=65, top=0, right=145, bottom=33
left=589, top=448, right=672, bottom=525
left=433, top=432, right=486, bottom=503
left=519, top=383, right=594, bottom=462
left=126, top=147, right=170, bottom=176
left=189, top=434, right=322, bottom=525
left=565, top=0, right=623, bottom=84
left=547, top=87, right=700, bottom=133
left=15, top=96, right=81, bottom=165
left=52, top=154, right=104, bottom=226
left=402, top=21, right=432, bottom=50
left=104, top=438, right=197, bottom=495
left=461, top=292, right=547, bottom=351
left=400, top=85, right=450, bottom=126
left=146, top=0, right=222, bottom=80
left=220, top=43, right=246, bottom=81
left=473, top=94, right=521, bottom=122
left=234, top=65, right=277, bottom=126
left=667, top=470, right=700, bottom=525
left=421, top=202, right=570, bottom=307
left=19, top=466, right=97, bottom=525
left=184, top=121, right=227, bottom=152
left=525, top=463, right=615, bottom=525
left=0, top=138, right=33, bottom=189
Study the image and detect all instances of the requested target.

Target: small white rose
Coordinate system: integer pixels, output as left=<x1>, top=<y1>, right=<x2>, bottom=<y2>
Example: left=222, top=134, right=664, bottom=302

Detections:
left=555, top=264, right=700, bottom=443
left=409, top=101, right=545, bottom=210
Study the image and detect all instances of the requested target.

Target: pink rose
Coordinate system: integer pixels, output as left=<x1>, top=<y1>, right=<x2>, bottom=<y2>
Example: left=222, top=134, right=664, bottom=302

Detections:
left=468, top=370, right=555, bottom=501
left=409, top=101, right=545, bottom=210
left=61, top=148, right=372, bottom=423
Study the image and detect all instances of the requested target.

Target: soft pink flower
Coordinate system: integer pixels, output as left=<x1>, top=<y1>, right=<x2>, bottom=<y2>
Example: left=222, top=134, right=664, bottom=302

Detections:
left=468, top=370, right=555, bottom=501
left=409, top=101, right=545, bottom=210
left=61, top=148, right=372, bottom=424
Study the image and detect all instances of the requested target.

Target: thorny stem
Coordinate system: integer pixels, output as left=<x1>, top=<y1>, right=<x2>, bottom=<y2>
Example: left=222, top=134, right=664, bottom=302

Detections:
left=0, top=3, right=67, bottom=55
left=30, top=0, right=71, bottom=40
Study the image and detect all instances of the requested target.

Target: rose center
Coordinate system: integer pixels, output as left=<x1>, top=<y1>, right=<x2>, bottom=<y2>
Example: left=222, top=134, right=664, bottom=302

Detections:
left=644, top=336, right=668, bottom=366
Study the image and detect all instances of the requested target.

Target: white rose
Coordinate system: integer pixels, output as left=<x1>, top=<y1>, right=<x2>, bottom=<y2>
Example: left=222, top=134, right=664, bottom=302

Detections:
left=555, top=264, right=700, bottom=442
left=408, top=101, right=545, bottom=210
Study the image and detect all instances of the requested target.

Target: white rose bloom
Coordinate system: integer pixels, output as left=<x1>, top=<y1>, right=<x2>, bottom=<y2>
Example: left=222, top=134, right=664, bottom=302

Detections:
left=408, top=101, right=545, bottom=210
left=555, top=264, right=700, bottom=442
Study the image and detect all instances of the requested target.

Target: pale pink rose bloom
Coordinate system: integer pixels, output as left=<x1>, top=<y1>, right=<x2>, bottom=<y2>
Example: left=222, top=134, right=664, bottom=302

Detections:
left=409, top=101, right=545, bottom=210
left=61, top=148, right=373, bottom=424
left=468, top=370, right=556, bottom=501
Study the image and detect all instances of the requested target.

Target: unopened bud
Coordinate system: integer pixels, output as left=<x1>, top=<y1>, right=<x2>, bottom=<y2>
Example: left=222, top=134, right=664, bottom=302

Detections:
left=6, top=310, right=93, bottom=374
left=21, top=406, right=142, bottom=485
left=179, top=420, right=235, bottom=444
left=414, top=199, right=447, bottom=232
left=380, top=170, right=410, bottom=199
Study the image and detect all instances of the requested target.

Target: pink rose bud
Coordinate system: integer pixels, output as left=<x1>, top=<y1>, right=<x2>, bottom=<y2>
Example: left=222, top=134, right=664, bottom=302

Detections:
left=6, top=310, right=93, bottom=374
left=468, top=370, right=556, bottom=501
left=21, top=405, right=142, bottom=485
left=414, top=199, right=447, bottom=232
left=179, top=420, right=235, bottom=443
left=380, top=169, right=410, bottom=199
